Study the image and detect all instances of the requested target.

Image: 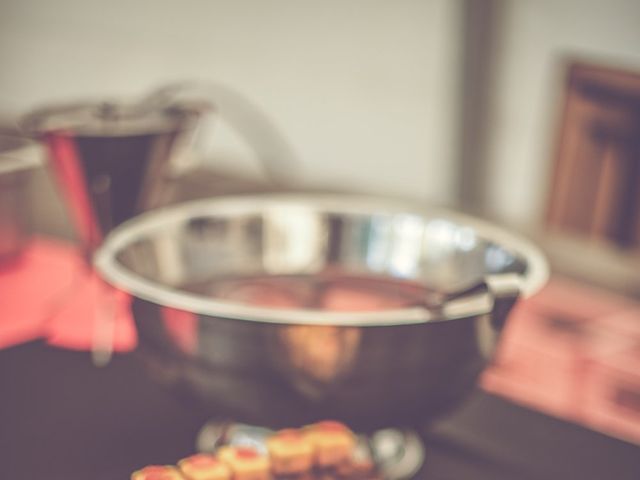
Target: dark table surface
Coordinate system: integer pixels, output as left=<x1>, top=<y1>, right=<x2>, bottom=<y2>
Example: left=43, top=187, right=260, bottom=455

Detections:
left=0, top=341, right=638, bottom=480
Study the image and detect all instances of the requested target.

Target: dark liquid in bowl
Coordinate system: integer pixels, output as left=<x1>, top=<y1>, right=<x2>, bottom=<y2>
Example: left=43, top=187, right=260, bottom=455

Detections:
left=184, top=274, right=429, bottom=312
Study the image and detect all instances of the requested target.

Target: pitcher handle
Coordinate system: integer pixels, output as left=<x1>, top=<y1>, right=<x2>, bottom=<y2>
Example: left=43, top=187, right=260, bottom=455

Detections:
left=139, top=81, right=300, bottom=187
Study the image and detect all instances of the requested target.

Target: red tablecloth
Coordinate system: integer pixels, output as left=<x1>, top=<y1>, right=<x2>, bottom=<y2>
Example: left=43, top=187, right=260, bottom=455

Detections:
left=0, top=237, right=136, bottom=351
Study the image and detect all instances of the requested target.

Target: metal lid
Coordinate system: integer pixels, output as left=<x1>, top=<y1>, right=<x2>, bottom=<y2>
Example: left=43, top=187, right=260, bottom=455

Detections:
left=21, top=98, right=210, bottom=138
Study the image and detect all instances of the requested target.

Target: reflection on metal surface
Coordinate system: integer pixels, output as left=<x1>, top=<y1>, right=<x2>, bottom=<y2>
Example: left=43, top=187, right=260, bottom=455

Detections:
left=387, top=215, right=424, bottom=279
left=455, top=226, right=478, bottom=252
left=485, top=244, right=516, bottom=272
left=263, top=206, right=326, bottom=274
left=277, top=325, right=362, bottom=396
left=371, top=429, right=425, bottom=480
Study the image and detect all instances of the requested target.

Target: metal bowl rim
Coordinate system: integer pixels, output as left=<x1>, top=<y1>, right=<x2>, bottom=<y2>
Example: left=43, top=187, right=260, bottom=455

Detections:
left=94, top=194, right=549, bottom=326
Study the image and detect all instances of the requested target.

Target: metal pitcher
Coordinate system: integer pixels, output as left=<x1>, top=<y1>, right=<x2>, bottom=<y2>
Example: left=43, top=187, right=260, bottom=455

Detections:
left=21, top=94, right=210, bottom=253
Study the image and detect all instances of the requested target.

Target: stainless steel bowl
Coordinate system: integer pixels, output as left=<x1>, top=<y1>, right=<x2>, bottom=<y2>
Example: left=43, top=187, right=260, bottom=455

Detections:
left=95, top=195, right=548, bottom=431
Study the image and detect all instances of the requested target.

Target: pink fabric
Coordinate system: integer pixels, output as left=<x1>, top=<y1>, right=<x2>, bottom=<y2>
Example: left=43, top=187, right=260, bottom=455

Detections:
left=0, top=238, right=136, bottom=351
left=483, top=276, right=640, bottom=445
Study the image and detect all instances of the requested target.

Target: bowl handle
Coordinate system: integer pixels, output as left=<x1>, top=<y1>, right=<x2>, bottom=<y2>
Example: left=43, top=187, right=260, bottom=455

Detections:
left=485, top=273, right=521, bottom=330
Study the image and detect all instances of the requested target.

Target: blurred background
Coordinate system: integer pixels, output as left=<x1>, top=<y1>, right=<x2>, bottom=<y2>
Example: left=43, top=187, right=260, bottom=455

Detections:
left=2, top=0, right=640, bottom=476
left=2, top=0, right=640, bottom=288
left=0, top=0, right=459, bottom=213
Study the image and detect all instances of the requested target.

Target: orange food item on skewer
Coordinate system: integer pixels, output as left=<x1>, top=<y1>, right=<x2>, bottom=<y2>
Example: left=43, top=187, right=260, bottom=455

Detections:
left=266, top=429, right=314, bottom=475
left=131, top=465, right=184, bottom=480
left=303, top=421, right=356, bottom=467
left=218, top=445, right=271, bottom=480
left=178, top=453, right=231, bottom=480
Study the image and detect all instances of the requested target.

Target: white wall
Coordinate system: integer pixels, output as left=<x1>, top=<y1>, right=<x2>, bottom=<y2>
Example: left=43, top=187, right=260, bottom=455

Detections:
left=0, top=0, right=462, bottom=205
left=485, top=0, right=640, bottom=228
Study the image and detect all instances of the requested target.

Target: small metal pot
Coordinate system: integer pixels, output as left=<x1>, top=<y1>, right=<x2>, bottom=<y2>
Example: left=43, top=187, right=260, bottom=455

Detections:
left=0, top=135, right=40, bottom=264
left=95, top=195, right=548, bottom=431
